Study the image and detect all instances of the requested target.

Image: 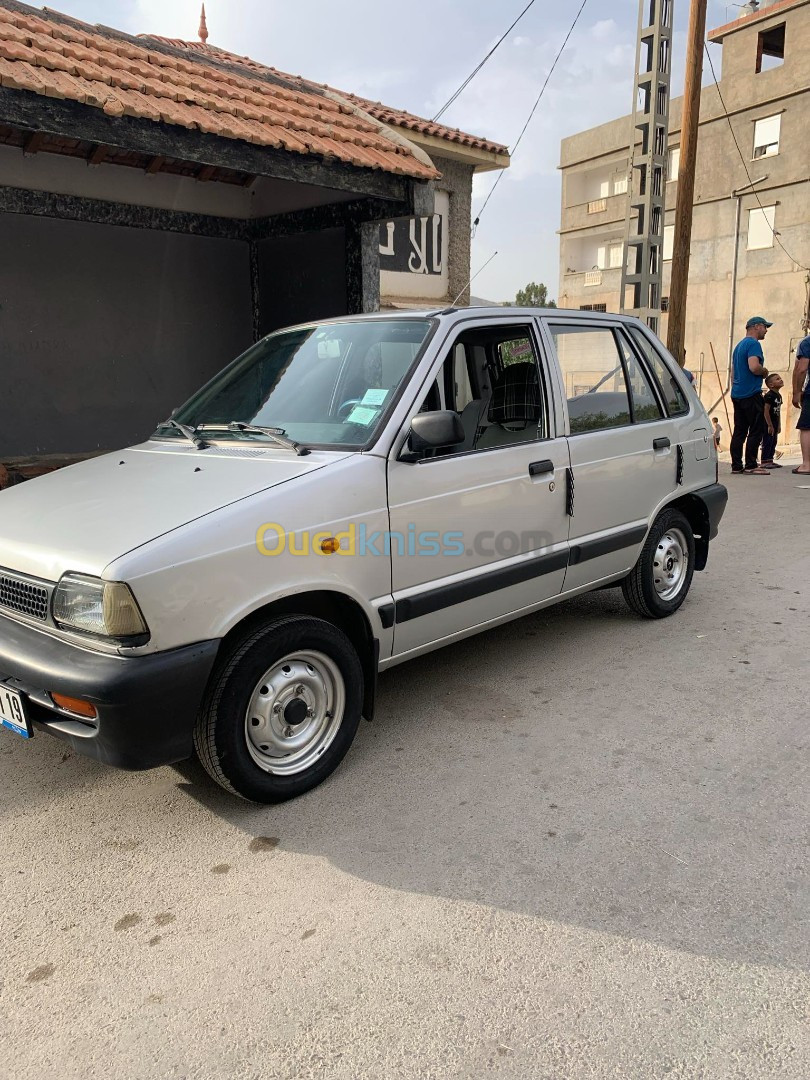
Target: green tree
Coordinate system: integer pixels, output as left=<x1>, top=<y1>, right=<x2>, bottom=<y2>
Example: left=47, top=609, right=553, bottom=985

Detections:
left=514, top=281, right=557, bottom=308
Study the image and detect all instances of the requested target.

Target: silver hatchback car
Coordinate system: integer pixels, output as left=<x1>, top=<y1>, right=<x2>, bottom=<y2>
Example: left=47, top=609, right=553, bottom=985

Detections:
left=0, top=308, right=727, bottom=801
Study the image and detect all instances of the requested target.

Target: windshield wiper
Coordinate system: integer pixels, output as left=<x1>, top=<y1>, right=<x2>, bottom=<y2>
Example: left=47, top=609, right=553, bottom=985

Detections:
left=157, top=419, right=208, bottom=449
left=199, top=422, right=310, bottom=456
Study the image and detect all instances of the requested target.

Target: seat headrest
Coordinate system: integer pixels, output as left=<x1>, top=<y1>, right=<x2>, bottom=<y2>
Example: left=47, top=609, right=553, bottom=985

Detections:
left=488, top=362, right=541, bottom=425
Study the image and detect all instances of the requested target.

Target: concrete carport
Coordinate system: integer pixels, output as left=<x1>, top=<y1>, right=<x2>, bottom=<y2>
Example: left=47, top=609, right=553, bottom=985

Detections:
left=0, top=0, right=437, bottom=475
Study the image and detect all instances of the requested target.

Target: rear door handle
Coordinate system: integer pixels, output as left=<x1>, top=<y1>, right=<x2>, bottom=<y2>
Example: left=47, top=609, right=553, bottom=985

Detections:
left=528, top=459, right=554, bottom=477
left=653, top=437, right=671, bottom=450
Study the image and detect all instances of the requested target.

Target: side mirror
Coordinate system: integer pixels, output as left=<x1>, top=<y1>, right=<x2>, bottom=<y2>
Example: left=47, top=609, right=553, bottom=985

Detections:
left=408, top=410, right=465, bottom=453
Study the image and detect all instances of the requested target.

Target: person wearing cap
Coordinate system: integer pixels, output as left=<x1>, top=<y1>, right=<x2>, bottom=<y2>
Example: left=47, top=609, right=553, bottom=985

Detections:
left=729, top=316, right=772, bottom=475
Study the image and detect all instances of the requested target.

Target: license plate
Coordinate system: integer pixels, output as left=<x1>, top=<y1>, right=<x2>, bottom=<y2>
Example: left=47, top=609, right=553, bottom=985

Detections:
left=0, top=683, right=31, bottom=739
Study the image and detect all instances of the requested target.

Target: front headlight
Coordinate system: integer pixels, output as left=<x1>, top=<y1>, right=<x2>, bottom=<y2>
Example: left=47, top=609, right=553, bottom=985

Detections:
left=52, top=574, right=148, bottom=640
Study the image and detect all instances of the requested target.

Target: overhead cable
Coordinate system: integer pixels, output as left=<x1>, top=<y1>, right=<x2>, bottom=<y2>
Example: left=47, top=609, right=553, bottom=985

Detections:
left=704, top=42, right=808, bottom=271
left=472, top=0, right=589, bottom=235
left=432, top=0, right=538, bottom=123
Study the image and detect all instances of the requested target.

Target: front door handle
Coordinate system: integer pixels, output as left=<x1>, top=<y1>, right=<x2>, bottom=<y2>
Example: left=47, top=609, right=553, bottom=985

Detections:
left=528, top=459, right=554, bottom=477
left=653, top=437, right=671, bottom=450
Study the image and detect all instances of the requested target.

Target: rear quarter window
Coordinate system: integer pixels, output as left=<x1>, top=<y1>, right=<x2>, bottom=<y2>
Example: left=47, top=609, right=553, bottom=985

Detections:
left=626, top=327, right=689, bottom=417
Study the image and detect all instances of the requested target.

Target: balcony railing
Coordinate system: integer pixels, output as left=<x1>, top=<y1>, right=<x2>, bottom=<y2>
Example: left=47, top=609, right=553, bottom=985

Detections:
left=584, top=270, right=603, bottom=287
left=587, top=198, right=608, bottom=214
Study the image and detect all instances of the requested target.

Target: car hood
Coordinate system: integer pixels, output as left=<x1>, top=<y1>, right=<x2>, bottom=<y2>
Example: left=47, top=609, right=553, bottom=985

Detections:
left=0, top=441, right=347, bottom=581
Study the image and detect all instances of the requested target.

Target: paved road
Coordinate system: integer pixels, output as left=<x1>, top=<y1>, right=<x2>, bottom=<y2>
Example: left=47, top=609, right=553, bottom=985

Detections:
left=1, top=462, right=808, bottom=1080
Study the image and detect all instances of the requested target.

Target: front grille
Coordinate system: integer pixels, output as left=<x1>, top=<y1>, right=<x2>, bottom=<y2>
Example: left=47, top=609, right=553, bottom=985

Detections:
left=0, top=573, right=50, bottom=621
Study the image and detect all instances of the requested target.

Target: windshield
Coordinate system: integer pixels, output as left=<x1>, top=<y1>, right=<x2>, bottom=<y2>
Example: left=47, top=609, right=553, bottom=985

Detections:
left=158, top=319, right=434, bottom=449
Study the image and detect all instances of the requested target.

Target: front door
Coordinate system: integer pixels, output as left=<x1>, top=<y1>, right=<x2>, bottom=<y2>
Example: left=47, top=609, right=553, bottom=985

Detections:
left=386, top=320, right=570, bottom=660
left=541, top=318, right=681, bottom=592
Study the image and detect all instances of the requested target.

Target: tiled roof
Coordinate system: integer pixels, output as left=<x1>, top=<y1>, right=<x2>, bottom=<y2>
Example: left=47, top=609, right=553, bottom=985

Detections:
left=0, top=2, right=438, bottom=180
left=144, top=37, right=509, bottom=158
left=343, top=95, right=509, bottom=156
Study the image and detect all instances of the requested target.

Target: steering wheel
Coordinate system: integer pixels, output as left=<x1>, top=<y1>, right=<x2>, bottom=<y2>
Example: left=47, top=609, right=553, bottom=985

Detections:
left=337, top=399, right=362, bottom=419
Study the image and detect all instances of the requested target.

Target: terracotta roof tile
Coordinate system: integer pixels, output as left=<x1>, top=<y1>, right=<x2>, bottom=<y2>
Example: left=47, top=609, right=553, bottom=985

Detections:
left=0, top=1, right=439, bottom=181
left=137, top=37, right=509, bottom=158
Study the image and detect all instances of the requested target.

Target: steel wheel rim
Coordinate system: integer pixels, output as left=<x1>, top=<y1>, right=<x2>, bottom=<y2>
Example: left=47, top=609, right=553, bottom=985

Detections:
left=652, top=526, right=689, bottom=601
left=244, top=650, right=345, bottom=776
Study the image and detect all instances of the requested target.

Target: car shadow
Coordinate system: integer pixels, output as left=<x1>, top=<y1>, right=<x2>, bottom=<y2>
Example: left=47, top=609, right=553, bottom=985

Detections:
left=173, top=587, right=808, bottom=975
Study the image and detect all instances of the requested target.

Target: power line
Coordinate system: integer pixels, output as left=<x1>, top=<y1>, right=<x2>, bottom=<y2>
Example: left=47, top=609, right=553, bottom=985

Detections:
left=703, top=42, right=809, bottom=271
left=472, top=0, right=589, bottom=236
left=432, top=0, right=538, bottom=123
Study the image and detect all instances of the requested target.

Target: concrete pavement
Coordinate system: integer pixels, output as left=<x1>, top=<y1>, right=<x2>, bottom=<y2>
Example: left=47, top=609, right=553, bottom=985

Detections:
left=1, top=460, right=808, bottom=1079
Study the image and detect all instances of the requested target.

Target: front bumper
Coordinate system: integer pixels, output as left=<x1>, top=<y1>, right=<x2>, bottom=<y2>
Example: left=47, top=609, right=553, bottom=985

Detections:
left=0, top=615, right=220, bottom=770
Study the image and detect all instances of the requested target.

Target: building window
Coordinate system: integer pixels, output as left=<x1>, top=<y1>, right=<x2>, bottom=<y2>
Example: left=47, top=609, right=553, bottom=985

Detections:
left=667, top=147, right=680, bottom=182
left=613, top=175, right=628, bottom=196
left=579, top=304, right=607, bottom=312
left=663, top=225, right=675, bottom=261
left=753, top=114, right=781, bottom=158
left=747, top=205, right=776, bottom=250
left=596, top=243, right=623, bottom=271
left=661, top=296, right=669, bottom=312
left=756, top=23, right=785, bottom=73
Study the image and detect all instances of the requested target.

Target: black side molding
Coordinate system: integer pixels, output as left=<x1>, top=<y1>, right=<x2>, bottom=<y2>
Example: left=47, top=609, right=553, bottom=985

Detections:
left=395, top=548, right=568, bottom=624
left=569, top=524, right=648, bottom=566
left=378, top=603, right=395, bottom=630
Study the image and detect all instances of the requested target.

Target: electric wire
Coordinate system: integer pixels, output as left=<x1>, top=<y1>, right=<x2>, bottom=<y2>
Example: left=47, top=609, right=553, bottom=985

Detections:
left=431, top=0, right=538, bottom=123
left=704, top=42, right=809, bottom=271
left=471, top=0, right=589, bottom=236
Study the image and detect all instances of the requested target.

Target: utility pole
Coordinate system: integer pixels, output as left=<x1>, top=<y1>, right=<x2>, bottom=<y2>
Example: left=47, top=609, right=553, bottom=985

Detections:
left=666, top=0, right=708, bottom=366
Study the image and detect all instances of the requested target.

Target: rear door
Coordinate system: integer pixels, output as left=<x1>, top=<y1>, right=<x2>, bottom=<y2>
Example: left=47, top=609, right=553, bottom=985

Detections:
left=540, top=317, right=680, bottom=592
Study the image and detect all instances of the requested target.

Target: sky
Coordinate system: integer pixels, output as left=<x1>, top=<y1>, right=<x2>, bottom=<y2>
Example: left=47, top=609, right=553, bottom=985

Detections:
left=38, top=0, right=734, bottom=301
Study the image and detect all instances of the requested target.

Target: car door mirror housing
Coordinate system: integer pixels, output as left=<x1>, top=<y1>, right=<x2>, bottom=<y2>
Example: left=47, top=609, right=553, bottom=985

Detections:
left=409, top=411, right=465, bottom=453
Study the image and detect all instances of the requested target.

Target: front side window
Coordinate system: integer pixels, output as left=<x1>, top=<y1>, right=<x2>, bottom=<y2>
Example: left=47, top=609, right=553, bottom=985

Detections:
left=159, top=319, right=433, bottom=449
left=550, top=325, right=631, bottom=434
left=626, top=326, right=688, bottom=416
left=409, top=324, right=548, bottom=458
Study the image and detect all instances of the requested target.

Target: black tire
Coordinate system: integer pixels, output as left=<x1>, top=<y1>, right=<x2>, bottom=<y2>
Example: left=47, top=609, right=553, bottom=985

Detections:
left=621, top=509, right=695, bottom=619
left=194, top=615, right=364, bottom=803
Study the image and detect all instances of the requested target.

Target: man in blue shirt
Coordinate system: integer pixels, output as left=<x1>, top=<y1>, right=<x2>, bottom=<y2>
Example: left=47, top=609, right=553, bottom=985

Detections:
left=792, top=333, right=810, bottom=475
left=730, top=316, right=771, bottom=474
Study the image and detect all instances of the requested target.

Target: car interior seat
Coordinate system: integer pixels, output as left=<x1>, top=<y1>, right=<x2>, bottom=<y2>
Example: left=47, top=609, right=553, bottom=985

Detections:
left=477, top=361, right=542, bottom=448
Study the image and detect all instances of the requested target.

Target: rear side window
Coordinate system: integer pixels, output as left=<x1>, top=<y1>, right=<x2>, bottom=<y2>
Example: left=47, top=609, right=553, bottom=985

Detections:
left=549, top=325, right=631, bottom=433
left=626, top=327, right=689, bottom=416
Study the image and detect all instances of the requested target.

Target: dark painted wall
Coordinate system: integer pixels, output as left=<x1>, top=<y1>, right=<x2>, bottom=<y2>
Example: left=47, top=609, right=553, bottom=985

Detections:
left=0, top=213, right=252, bottom=457
left=257, top=227, right=347, bottom=335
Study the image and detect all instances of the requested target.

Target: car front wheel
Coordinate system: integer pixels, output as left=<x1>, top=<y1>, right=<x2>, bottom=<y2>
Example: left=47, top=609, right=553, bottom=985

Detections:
left=194, top=615, right=364, bottom=802
left=621, top=509, right=695, bottom=618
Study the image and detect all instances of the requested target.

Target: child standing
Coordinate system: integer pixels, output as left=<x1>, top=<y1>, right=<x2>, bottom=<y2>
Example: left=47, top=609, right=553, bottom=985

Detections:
left=761, top=373, right=784, bottom=468
left=712, top=417, right=722, bottom=450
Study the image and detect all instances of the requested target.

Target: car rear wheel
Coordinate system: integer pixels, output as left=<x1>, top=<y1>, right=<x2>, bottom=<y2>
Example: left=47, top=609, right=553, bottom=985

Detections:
left=621, top=509, right=695, bottom=618
left=194, top=615, right=364, bottom=802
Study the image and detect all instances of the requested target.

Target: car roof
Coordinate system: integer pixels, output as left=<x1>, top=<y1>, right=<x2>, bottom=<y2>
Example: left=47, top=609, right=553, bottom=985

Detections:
left=273, top=306, right=647, bottom=333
